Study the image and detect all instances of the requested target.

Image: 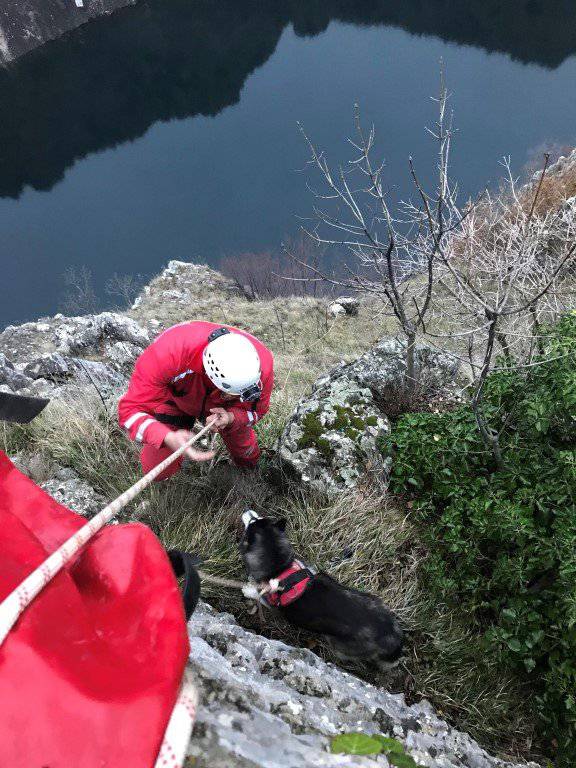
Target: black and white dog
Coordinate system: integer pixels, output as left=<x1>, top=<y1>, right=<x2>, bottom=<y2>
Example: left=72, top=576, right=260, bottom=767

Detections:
left=240, top=511, right=403, bottom=668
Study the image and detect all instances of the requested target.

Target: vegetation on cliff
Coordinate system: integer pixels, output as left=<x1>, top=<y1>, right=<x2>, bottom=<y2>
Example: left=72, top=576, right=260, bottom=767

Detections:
left=389, top=315, right=576, bottom=765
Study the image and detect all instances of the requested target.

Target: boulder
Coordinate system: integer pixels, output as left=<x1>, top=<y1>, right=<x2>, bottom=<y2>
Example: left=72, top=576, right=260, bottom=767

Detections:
left=54, top=312, right=149, bottom=356
left=186, top=601, right=539, bottom=768
left=23, top=353, right=71, bottom=381
left=344, top=338, right=461, bottom=399
left=19, top=353, right=126, bottom=402
left=328, top=302, right=346, bottom=317
left=279, top=375, right=391, bottom=495
left=278, top=338, right=460, bottom=494
left=0, top=352, right=33, bottom=391
left=328, top=297, right=359, bottom=317
left=0, top=312, right=149, bottom=372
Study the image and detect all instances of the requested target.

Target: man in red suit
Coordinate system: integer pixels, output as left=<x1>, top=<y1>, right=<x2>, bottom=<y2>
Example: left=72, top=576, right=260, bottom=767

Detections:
left=118, top=322, right=274, bottom=479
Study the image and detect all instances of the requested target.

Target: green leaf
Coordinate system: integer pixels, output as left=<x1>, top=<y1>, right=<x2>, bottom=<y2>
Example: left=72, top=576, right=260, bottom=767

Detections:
left=372, top=736, right=405, bottom=754
left=388, top=753, right=420, bottom=768
left=330, top=733, right=383, bottom=755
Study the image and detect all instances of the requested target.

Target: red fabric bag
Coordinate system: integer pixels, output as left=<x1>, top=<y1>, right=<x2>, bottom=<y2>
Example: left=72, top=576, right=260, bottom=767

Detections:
left=0, top=451, right=190, bottom=767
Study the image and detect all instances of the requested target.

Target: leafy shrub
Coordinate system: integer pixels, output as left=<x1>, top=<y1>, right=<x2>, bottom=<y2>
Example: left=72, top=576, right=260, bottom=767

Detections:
left=386, top=314, right=576, bottom=765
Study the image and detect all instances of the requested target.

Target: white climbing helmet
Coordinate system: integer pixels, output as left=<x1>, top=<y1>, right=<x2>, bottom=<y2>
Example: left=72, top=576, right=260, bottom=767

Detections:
left=203, top=329, right=262, bottom=401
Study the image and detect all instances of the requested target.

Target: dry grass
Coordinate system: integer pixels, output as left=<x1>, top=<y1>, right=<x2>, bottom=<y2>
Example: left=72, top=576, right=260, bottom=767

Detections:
left=526, top=157, right=576, bottom=216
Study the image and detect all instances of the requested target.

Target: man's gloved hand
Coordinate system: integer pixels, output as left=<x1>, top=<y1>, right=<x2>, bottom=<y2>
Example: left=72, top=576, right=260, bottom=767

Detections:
left=208, top=407, right=235, bottom=432
left=163, top=429, right=216, bottom=462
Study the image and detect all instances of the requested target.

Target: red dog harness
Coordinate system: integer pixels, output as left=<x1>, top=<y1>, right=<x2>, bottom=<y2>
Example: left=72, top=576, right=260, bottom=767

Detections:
left=265, top=560, right=314, bottom=608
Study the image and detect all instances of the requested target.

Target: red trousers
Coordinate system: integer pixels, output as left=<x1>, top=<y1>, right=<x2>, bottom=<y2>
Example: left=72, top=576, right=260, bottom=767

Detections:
left=141, top=412, right=260, bottom=481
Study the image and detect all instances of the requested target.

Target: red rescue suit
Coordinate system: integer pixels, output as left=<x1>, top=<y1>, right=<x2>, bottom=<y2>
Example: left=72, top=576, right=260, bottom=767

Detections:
left=118, top=322, right=274, bottom=477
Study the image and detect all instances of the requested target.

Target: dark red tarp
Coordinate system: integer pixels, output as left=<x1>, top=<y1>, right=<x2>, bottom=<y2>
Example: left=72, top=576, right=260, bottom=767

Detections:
left=0, top=451, right=189, bottom=767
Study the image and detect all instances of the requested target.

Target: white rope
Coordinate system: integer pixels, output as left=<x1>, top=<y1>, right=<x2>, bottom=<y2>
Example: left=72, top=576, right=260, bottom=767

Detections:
left=154, top=669, right=199, bottom=768
left=0, top=422, right=212, bottom=646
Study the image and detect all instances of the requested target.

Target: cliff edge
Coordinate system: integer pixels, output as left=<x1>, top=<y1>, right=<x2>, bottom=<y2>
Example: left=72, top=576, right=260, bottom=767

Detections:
left=0, top=0, right=135, bottom=63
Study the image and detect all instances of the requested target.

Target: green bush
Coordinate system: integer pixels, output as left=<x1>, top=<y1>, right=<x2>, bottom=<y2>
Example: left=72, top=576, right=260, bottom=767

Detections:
left=387, top=314, right=576, bottom=766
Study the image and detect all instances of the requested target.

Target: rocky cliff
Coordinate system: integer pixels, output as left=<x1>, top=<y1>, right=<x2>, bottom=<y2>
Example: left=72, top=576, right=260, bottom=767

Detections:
left=0, top=0, right=135, bottom=64
left=186, top=602, right=538, bottom=768
left=0, top=261, right=545, bottom=767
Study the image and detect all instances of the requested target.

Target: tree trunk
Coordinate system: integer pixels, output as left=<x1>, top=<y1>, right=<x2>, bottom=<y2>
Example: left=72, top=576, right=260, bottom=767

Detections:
left=405, top=330, right=417, bottom=394
left=473, top=403, right=505, bottom=471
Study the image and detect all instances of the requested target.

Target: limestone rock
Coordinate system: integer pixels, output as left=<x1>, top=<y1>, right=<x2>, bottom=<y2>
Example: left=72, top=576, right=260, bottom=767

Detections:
left=186, top=602, right=538, bottom=768
left=0, top=312, right=148, bottom=381
left=129, top=261, right=245, bottom=330
left=0, top=352, right=33, bottom=391
left=343, top=338, right=461, bottom=399
left=328, top=302, right=347, bottom=317
left=66, top=358, right=126, bottom=399
left=41, top=467, right=105, bottom=518
left=18, top=353, right=126, bottom=401
left=278, top=338, right=460, bottom=494
left=54, top=312, right=149, bottom=356
left=98, top=340, right=143, bottom=375
left=23, top=352, right=71, bottom=381
left=328, top=297, right=360, bottom=317
left=531, top=147, right=576, bottom=184
left=279, top=374, right=391, bottom=495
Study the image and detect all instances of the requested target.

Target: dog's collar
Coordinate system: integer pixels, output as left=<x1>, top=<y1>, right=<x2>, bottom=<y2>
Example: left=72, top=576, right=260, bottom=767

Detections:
left=264, top=560, right=313, bottom=608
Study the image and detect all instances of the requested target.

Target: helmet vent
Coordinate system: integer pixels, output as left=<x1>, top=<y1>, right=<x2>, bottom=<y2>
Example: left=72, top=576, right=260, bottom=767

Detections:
left=203, top=331, right=261, bottom=396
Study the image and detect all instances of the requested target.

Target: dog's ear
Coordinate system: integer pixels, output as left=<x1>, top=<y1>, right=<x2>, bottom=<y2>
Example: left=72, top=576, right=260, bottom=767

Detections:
left=276, top=518, right=287, bottom=532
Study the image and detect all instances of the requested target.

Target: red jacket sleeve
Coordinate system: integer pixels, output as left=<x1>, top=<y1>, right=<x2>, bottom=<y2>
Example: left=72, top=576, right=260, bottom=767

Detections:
left=118, top=344, right=179, bottom=450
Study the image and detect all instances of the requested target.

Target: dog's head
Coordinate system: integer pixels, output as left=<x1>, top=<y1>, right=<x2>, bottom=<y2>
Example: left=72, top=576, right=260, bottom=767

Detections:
left=240, top=510, right=294, bottom=582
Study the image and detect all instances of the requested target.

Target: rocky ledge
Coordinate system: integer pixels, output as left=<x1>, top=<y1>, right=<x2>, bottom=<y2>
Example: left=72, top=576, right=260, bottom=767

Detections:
left=187, top=602, right=538, bottom=768
left=0, top=310, right=149, bottom=400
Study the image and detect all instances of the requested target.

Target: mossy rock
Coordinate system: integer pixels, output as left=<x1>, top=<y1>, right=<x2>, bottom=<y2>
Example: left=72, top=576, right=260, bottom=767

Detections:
left=280, top=377, right=391, bottom=494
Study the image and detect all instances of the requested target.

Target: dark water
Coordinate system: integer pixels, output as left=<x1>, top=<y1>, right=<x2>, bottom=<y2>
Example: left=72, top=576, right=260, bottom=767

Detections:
left=1, top=0, right=575, bottom=327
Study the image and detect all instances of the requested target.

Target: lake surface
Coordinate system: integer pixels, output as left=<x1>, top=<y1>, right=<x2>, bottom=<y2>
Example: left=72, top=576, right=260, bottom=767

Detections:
left=1, top=0, right=575, bottom=327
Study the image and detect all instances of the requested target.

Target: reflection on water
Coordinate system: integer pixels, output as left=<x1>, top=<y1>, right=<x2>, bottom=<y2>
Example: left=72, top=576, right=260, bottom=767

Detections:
left=1, top=0, right=576, bottom=199
left=0, top=0, right=575, bottom=325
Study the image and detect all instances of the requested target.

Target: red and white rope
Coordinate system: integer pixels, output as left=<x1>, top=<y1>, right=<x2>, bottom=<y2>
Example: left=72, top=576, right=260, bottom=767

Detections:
left=0, top=423, right=211, bottom=645
left=154, top=669, right=199, bottom=768
left=0, top=425, right=210, bottom=766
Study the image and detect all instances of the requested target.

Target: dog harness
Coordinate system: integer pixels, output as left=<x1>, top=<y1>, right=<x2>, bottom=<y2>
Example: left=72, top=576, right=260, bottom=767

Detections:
left=265, top=560, right=314, bottom=608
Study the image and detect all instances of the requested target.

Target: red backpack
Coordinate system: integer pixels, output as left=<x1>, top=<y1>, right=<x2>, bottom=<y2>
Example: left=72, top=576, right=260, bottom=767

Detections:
left=0, top=451, right=195, bottom=767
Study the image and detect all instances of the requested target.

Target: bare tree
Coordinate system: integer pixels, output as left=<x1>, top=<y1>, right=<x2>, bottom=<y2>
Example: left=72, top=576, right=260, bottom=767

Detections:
left=62, top=265, right=99, bottom=315
left=105, top=272, right=146, bottom=309
left=220, top=236, right=331, bottom=300
left=430, top=157, right=576, bottom=466
left=292, top=73, right=471, bottom=392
